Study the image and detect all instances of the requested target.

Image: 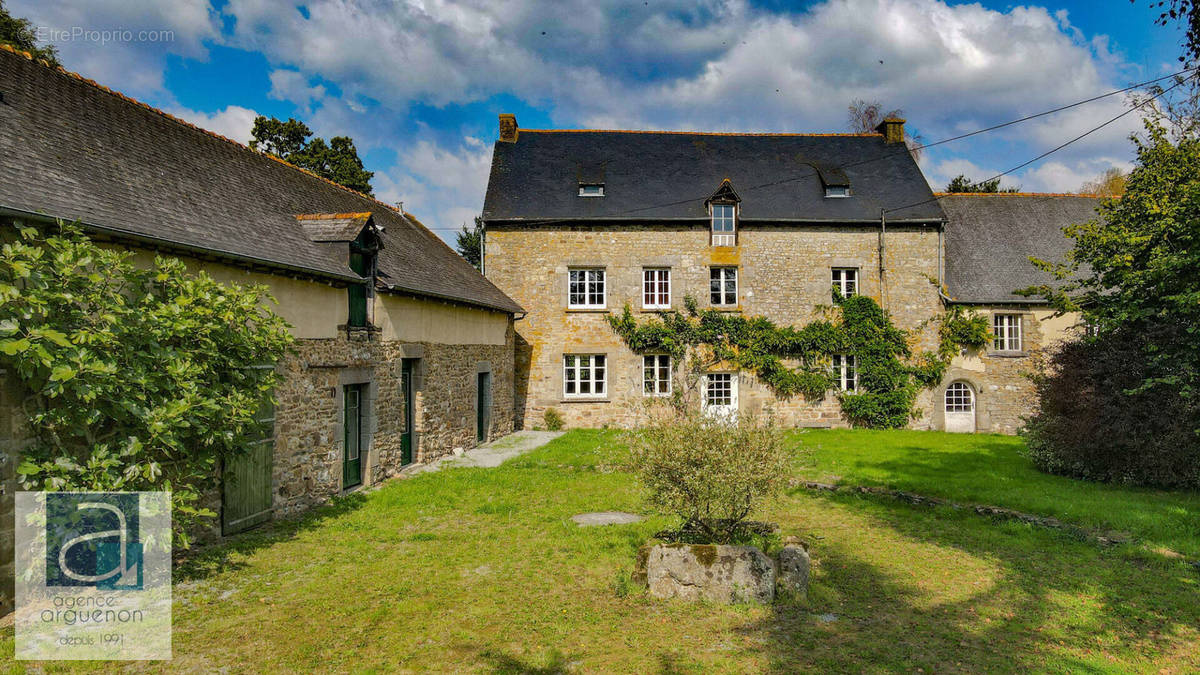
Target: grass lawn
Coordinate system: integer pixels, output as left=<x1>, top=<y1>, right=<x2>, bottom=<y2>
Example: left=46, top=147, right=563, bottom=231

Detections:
left=3, top=429, right=1199, bottom=672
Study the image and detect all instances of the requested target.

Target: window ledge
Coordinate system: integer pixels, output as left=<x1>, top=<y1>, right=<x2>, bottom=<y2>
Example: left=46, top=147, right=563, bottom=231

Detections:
left=560, top=398, right=610, bottom=404
left=639, top=308, right=675, bottom=313
left=709, top=307, right=742, bottom=313
left=565, top=308, right=610, bottom=313
left=987, top=351, right=1029, bottom=359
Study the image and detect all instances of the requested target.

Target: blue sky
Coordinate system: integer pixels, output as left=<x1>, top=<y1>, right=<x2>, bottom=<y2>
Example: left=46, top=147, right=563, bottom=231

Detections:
left=14, top=1, right=1186, bottom=243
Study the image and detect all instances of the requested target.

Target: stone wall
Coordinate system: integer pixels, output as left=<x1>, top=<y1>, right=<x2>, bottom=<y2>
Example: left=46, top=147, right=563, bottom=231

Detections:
left=485, top=222, right=944, bottom=430
left=272, top=323, right=516, bottom=516
left=0, top=370, right=30, bottom=616
left=938, top=308, right=1083, bottom=435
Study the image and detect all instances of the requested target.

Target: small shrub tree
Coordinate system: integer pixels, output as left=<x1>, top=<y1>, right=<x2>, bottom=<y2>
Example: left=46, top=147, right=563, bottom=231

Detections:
left=629, top=406, right=790, bottom=545
left=0, top=222, right=294, bottom=545
left=543, top=407, right=564, bottom=431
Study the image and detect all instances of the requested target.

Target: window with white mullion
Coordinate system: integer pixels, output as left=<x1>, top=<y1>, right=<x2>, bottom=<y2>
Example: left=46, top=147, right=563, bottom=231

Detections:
left=568, top=268, right=606, bottom=309
left=711, top=203, right=736, bottom=246
left=643, top=354, right=672, bottom=396
left=710, top=267, right=738, bottom=306
left=831, top=267, right=858, bottom=300
left=643, top=268, right=671, bottom=309
left=992, top=314, right=1022, bottom=351
left=832, top=354, right=857, bottom=392
left=563, top=354, right=606, bottom=398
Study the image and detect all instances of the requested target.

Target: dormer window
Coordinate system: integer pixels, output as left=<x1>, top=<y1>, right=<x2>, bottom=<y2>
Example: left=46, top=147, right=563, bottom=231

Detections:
left=711, top=204, right=736, bottom=246
left=825, top=186, right=850, bottom=198
left=578, top=183, right=605, bottom=197
left=705, top=179, right=741, bottom=246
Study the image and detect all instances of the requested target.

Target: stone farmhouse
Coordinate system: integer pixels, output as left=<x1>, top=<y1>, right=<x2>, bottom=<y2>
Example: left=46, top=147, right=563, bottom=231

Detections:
left=0, top=47, right=522, bottom=612
left=481, top=115, right=1095, bottom=434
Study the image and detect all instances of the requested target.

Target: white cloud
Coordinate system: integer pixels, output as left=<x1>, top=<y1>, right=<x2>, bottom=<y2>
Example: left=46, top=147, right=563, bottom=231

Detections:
left=268, top=69, right=327, bottom=108
left=374, top=136, right=494, bottom=243
left=1021, top=158, right=1134, bottom=193
left=9, top=0, right=219, bottom=98
left=165, top=105, right=260, bottom=144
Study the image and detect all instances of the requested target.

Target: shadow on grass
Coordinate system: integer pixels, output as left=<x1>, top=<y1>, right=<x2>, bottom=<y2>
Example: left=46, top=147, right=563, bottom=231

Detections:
left=738, top=490, right=1200, bottom=672
left=478, top=647, right=578, bottom=674
left=174, top=491, right=369, bottom=583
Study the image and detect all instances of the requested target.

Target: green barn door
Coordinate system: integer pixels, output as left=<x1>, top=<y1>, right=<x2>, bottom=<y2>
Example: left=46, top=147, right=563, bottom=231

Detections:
left=476, top=371, right=492, bottom=444
left=223, top=380, right=275, bottom=535
left=400, top=359, right=415, bottom=466
left=343, top=384, right=365, bottom=488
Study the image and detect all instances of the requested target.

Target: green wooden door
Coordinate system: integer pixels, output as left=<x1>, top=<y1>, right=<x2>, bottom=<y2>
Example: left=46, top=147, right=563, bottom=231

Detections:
left=223, top=387, right=274, bottom=535
left=476, top=371, right=491, bottom=444
left=401, top=359, right=415, bottom=465
left=343, top=384, right=364, bottom=488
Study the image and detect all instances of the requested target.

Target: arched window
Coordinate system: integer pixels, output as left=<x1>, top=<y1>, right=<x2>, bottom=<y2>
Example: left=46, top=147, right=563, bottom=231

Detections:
left=945, top=382, right=974, bottom=412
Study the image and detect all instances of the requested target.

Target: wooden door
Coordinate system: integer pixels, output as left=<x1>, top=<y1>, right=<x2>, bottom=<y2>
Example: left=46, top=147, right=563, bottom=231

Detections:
left=477, top=371, right=492, bottom=443
left=222, top=389, right=274, bottom=535
left=944, top=382, right=976, bottom=433
left=703, top=373, right=738, bottom=423
left=344, top=384, right=364, bottom=488
left=401, top=360, right=415, bottom=465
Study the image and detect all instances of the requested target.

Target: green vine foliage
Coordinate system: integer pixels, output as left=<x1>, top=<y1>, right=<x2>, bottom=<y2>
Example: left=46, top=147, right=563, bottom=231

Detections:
left=607, top=294, right=990, bottom=429
left=0, top=221, right=295, bottom=545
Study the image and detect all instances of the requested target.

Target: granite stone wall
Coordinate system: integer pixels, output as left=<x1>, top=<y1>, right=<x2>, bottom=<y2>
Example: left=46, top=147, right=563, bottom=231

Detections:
left=0, top=370, right=30, bottom=616
left=485, top=222, right=946, bottom=430
left=272, top=325, right=516, bottom=516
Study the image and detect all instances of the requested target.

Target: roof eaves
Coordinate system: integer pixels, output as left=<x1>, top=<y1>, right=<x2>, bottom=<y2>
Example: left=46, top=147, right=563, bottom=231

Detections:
left=0, top=204, right=365, bottom=284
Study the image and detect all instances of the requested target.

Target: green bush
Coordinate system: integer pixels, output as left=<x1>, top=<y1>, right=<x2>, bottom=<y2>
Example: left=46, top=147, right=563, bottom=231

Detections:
left=629, top=407, right=790, bottom=544
left=1023, top=324, right=1200, bottom=489
left=0, top=221, right=294, bottom=545
left=543, top=407, right=564, bottom=431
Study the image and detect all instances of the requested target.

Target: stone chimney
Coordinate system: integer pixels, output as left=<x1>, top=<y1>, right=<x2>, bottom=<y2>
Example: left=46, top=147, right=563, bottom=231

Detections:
left=876, top=117, right=905, bottom=144
left=498, top=114, right=518, bottom=143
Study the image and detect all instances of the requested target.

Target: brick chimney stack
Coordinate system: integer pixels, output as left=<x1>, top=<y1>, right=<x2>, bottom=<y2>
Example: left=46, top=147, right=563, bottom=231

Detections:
left=876, top=117, right=905, bottom=144
left=498, top=114, right=518, bottom=143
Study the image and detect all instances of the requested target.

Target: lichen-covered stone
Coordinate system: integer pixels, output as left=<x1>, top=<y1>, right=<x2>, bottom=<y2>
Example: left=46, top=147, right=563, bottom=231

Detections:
left=644, top=543, right=776, bottom=604
left=775, top=543, right=811, bottom=599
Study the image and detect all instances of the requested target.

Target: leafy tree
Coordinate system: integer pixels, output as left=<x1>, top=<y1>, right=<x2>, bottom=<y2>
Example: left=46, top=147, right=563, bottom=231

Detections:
left=456, top=218, right=482, bottom=270
left=943, top=175, right=1021, bottom=193
left=1021, top=120, right=1200, bottom=485
left=846, top=99, right=924, bottom=158
left=0, top=222, right=294, bottom=545
left=250, top=116, right=375, bottom=196
left=1079, top=167, right=1128, bottom=196
left=0, top=0, right=60, bottom=66
left=1142, top=0, right=1200, bottom=63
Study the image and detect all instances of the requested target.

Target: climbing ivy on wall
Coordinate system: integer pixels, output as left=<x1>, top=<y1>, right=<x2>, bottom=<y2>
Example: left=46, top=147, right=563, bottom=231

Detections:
left=607, top=294, right=989, bottom=429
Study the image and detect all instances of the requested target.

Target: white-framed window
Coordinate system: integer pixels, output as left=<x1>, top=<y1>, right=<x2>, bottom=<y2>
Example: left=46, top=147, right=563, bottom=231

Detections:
left=578, top=183, right=604, bottom=197
left=711, top=203, right=736, bottom=246
left=831, top=267, right=858, bottom=300
left=710, top=267, right=738, bottom=306
left=705, top=372, right=734, bottom=406
left=568, top=268, right=606, bottom=309
left=825, top=186, right=850, bottom=198
left=992, top=314, right=1022, bottom=351
left=643, top=268, right=671, bottom=309
left=945, top=382, right=974, bottom=412
left=643, top=354, right=672, bottom=396
left=832, top=354, right=857, bottom=392
left=563, top=354, right=606, bottom=398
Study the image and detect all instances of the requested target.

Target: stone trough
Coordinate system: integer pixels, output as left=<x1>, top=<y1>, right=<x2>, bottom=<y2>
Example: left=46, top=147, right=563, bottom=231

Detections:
left=632, top=539, right=810, bottom=604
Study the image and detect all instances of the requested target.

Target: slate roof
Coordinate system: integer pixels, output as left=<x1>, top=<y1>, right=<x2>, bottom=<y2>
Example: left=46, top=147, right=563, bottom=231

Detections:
left=296, top=213, right=374, bottom=242
left=940, top=194, right=1103, bottom=304
left=482, top=129, right=944, bottom=224
left=0, top=46, right=521, bottom=314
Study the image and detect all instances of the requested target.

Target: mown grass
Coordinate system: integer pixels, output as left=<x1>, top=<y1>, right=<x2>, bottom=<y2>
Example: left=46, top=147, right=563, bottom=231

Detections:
left=791, top=429, right=1200, bottom=557
left=3, top=429, right=1198, bottom=672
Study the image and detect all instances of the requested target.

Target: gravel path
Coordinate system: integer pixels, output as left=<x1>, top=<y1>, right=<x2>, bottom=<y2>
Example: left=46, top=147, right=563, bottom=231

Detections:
left=406, top=430, right=565, bottom=474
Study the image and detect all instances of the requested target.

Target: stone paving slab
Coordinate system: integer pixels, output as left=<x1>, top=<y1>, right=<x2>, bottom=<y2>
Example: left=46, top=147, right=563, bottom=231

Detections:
left=406, top=430, right=565, bottom=474
left=570, top=511, right=643, bottom=526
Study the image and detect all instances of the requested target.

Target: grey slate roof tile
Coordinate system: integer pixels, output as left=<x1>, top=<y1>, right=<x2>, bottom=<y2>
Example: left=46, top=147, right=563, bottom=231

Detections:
left=940, top=194, right=1102, bottom=304
left=0, top=47, right=521, bottom=315
left=482, top=129, right=944, bottom=224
